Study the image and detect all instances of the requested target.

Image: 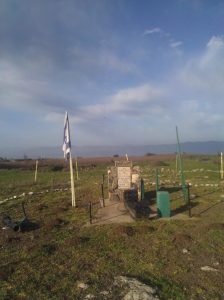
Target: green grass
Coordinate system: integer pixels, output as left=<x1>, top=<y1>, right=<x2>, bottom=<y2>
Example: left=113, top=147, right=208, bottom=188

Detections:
left=0, top=156, right=224, bottom=299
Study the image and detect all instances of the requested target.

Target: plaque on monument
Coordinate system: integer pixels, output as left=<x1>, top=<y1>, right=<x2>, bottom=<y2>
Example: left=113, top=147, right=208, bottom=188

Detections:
left=117, top=166, right=131, bottom=189
left=115, top=161, right=132, bottom=167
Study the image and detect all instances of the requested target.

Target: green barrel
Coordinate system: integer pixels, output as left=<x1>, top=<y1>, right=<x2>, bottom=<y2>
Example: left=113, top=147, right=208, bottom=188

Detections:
left=156, top=191, right=170, bottom=218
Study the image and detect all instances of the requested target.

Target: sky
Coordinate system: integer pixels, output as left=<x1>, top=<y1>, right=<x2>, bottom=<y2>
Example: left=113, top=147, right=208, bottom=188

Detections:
left=1, top=0, right=224, bottom=151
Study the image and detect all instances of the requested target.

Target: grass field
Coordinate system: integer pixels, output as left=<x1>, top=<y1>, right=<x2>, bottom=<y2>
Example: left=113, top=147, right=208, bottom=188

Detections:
left=0, top=155, right=224, bottom=300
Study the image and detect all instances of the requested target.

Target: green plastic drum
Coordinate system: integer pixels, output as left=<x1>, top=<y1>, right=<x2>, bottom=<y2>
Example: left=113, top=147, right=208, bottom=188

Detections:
left=156, top=191, right=171, bottom=218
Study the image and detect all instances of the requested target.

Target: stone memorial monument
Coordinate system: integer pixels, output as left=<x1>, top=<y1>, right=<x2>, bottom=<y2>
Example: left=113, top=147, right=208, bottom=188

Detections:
left=108, top=161, right=142, bottom=203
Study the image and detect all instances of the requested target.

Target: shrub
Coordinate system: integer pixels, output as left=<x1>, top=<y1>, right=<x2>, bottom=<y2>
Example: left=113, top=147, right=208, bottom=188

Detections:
left=145, top=152, right=155, bottom=156
left=50, top=165, right=63, bottom=172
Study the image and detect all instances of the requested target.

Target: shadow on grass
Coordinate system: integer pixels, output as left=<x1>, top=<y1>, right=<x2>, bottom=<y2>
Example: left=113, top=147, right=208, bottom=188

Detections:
left=144, top=186, right=183, bottom=205
left=171, top=201, right=199, bottom=216
left=2, top=215, right=40, bottom=232
left=196, top=188, right=221, bottom=199
left=197, top=201, right=224, bottom=216
left=20, top=221, right=40, bottom=232
left=145, top=186, right=201, bottom=218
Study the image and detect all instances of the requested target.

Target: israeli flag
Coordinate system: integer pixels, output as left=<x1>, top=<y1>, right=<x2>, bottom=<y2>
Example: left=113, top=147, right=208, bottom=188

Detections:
left=63, top=111, right=71, bottom=160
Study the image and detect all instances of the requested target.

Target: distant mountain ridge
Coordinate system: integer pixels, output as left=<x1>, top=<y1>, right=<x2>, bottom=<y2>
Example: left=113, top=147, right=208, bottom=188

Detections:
left=1, top=141, right=224, bottom=159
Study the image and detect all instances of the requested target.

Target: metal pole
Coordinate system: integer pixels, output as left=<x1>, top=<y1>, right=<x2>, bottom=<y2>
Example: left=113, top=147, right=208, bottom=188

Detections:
left=176, top=126, right=187, bottom=202
left=101, top=183, right=105, bottom=207
left=89, top=201, right=92, bottom=224
left=175, top=154, right=178, bottom=174
left=156, top=168, right=159, bottom=193
left=187, top=184, right=191, bottom=218
left=22, top=202, right=27, bottom=219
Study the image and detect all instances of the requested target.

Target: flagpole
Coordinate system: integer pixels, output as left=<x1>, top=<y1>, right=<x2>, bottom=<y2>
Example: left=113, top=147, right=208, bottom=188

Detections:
left=69, top=152, right=76, bottom=207
left=63, top=111, right=76, bottom=207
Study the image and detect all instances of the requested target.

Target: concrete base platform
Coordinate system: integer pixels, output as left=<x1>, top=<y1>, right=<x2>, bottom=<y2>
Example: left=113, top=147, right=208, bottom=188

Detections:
left=91, top=198, right=135, bottom=225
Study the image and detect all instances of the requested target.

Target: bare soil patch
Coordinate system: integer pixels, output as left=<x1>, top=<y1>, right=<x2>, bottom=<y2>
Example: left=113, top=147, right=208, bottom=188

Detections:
left=172, top=233, right=194, bottom=247
left=206, top=223, right=224, bottom=230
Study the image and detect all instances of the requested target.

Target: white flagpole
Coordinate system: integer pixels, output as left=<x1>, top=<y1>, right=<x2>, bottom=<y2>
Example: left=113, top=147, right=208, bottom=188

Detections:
left=69, top=152, right=76, bottom=207
left=34, top=160, right=38, bottom=182
left=126, top=153, right=129, bottom=161
left=63, top=111, right=76, bottom=207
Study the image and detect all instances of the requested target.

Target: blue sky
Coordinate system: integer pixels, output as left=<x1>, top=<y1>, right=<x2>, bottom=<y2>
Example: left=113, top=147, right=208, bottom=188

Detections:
left=1, top=0, right=224, bottom=150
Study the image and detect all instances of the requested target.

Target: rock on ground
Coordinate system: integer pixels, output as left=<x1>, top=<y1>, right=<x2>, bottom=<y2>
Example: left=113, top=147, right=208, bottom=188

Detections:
left=201, top=266, right=218, bottom=272
left=114, top=276, right=160, bottom=300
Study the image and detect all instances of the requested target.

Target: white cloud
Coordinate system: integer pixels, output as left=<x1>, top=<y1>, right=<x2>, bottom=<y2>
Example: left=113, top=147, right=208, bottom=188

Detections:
left=200, top=35, right=224, bottom=68
left=181, top=35, right=224, bottom=96
left=0, top=60, right=48, bottom=110
left=207, top=35, right=224, bottom=49
left=0, top=57, right=82, bottom=113
left=44, top=112, right=63, bottom=122
left=164, top=35, right=224, bottom=138
left=45, top=112, right=84, bottom=125
left=70, top=47, right=136, bottom=74
left=143, top=27, right=162, bottom=35
left=170, top=41, right=183, bottom=48
left=110, top=84, right=163, bottom=105
left=143, top=27, right=183, bottom=52
left=177, top=99, right=224, bottom=138
left=98, top=51, right=137, bottom=73
left=68, top=84, right=165, bottom=123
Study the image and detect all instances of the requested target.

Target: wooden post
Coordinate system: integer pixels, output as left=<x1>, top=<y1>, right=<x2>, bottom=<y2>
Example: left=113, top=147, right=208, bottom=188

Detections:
left=101, top=183, right=105, bottom=207
left=75, top=157, right=79, bottom=180
left=140, top=178, right=144, bottom=201
left=34, top=160, right=38, bottom=182
left=51, top=178, right=54, bottom=191
left=187, top=184, right=191, bottom=218
left=107, top=169, right=110, bottom=200
left=89, top=201, right=92, bottom=224
left=221, top=152, right=223, bottom=180
left=156, top=168, right=159, bottom=193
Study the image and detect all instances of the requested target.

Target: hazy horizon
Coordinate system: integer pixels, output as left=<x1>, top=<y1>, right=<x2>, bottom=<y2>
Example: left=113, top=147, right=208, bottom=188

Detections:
left=1, top=140, right=224, bottom=159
